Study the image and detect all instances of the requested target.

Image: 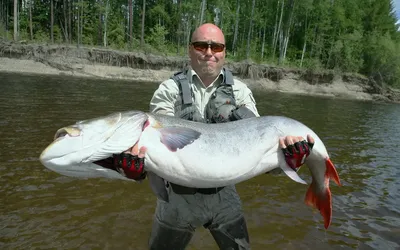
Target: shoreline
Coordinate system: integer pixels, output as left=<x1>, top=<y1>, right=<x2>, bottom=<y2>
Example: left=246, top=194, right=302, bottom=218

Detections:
left=1, top=57, right=399, bottom=104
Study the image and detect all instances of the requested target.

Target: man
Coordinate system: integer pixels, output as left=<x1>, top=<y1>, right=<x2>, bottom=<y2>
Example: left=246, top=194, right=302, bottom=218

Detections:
left=113, top=23, right=314, bottom=250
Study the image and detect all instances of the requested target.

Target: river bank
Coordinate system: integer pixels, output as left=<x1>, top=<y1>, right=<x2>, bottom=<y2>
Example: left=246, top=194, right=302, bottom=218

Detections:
left=1, top=41, right=399, bottom=103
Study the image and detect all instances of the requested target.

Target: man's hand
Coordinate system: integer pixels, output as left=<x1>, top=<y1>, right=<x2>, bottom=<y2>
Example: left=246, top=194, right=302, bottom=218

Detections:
left=279, top=135, right=315, bottom=171
left=113, top=143, right=147, bottom=181
left=128, top=143, right=147, bottom=158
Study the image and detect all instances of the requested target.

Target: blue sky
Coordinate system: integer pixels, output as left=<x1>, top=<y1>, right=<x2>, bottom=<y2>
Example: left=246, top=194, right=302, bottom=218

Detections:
left=394, top=0, right=400, bottom=19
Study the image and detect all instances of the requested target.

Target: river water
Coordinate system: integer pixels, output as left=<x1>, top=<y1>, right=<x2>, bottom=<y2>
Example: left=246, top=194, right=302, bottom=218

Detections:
left=0, top=72, right=399, bottom=250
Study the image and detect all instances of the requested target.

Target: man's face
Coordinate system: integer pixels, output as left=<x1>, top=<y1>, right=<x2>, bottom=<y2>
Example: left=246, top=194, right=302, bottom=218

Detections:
left=189, top=28, right=225, bottom=80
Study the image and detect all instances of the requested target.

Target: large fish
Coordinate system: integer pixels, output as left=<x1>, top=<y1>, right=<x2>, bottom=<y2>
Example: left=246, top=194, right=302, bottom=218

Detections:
left=40, top=110, right=341, bottom=229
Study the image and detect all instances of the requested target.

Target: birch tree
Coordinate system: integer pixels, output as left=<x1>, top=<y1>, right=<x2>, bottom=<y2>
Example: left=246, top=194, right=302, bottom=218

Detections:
left=128, top=0, right=133, bottom=46
left=246, top=0, right=256, bottom=59
left=13, top=0, right=18, bottom=41
left=272, top=0, right=284, bottom=60
left=29, top=0, right=33, bottom=40
left=50, top=0, right=54, bottom=43
left=140, top=0, right=145, bottom=47
left=279, top=0, right=295, bottom=64
left=232, top=0, right=240, bottom=56
left=103, top=0, right=109, bottom=46
left=63, top=0, right=68, bottom=42
left=199, top=0, right=206, bottom=25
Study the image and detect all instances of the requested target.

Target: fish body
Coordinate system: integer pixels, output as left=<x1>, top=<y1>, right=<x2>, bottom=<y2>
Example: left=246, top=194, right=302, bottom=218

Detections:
left=140, top=113, right=315, bottom=187
left=40, top=110, right=341, bottom=229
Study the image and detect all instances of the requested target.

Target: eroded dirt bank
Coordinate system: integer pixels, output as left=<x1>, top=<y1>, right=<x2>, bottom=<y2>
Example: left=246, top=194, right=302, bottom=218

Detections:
left=1, top=41, right=399, bottom=103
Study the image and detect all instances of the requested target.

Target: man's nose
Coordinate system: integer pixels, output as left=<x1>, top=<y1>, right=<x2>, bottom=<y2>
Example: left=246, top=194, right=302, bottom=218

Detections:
left=205, top=46, right=213, bottom=55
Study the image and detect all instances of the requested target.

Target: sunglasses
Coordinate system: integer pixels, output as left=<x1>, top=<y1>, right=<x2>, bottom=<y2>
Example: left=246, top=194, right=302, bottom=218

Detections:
left=191, top=41, right=225, bottom=53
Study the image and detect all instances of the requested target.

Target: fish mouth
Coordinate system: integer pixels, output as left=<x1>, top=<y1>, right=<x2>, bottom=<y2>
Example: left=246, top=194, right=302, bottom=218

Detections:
left=40, top=127, right=138, bottom=180
left=40, top=127, right=82, bottom=163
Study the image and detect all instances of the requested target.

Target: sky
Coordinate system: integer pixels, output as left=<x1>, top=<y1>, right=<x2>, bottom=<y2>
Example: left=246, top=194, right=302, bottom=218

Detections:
left=394, top=0, right=400, bottom=19
left=394, top=0, right=400, bottom=30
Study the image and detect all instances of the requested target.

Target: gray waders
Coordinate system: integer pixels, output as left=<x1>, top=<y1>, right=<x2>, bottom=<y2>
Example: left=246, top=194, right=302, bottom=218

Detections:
left=148, top=68, right=251, bottom=249
left=148, top=184, right=250, bottom=250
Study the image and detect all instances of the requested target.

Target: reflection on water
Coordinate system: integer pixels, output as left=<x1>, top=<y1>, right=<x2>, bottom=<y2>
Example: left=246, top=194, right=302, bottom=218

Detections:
left=0, top=72, right=399, bottom=249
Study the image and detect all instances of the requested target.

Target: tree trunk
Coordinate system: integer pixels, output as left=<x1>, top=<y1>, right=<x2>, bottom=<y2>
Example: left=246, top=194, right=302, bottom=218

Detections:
left=0, top=1, right=2, bottom=34
left=77, top=0, right=80, bottom=47
left=272, top=1, right=278, bottom=57
left=4, top=0, right=10, bottom=39
left=63, top=0, right=68, bottom=42
left=176, top=0, right=181, bottom=55
left=80, top=0, right=83, bottom=44
left=300, top=11, right=308, bottom=67
left=103, top=0, right=109, bottom=47
left=246, top=0, right=256, bottom=59
left=281, top=0, right=295, bottom=63
left=13, top=0, right=18, bottom=41
left=17, top=0, right=20, bottom=38
left=273, top=0, right=284, bottom=60
left=199, top=0, right=206, bottom=25
left=185, top=17, right=191, bottom=54
left=261, top=21, right=266, bottom=59
left=300, top=39, right=306, bottom=67
left=69, top=0, right=72, bottom=43
left=232, top=0, right=240, bottom=56
left=50, top=0, right=54, bottom=43
left=5, top=0, right=9, bottom=39
left=0, top=1, right=3, bottom=36
left=140, top=0, right=145, bottom=47
left=129, top=0, right=132, bottom=46
left=29, top=0, right=33, bottom=40
left=98, top=6, right=102, bottom=45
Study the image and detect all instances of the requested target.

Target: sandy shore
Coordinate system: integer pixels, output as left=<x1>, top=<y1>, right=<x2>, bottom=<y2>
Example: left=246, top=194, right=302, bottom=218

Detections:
left=0, top=57, right=396, bottom=103
left=0, top=57, right=174, bottom=82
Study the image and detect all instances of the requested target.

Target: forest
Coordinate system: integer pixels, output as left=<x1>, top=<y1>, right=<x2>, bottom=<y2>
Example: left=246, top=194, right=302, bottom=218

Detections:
left=1, top=0, right=400, bottom=87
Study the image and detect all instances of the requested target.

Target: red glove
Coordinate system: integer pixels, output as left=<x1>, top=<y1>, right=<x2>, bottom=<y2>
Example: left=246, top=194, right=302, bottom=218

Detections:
left=113, top=153, right=146, bottom=180
left=281, top=140, right=314, bottom=171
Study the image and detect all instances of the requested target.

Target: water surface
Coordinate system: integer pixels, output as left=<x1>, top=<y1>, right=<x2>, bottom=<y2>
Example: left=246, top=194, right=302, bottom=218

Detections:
left=0, top=72, right=399, bottom=249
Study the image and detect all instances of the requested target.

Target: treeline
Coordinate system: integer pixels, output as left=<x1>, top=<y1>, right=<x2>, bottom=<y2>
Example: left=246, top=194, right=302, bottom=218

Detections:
left=0, top=0, right=399, bottom=87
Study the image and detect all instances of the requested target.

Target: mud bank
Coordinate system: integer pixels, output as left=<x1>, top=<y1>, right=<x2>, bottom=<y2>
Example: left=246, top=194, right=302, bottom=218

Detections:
left=1, top=41, right=399, bottom=103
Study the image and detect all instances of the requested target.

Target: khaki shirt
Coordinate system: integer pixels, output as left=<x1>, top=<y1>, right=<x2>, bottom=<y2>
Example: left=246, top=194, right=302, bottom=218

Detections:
left=149, top=68, right=260, bottom=118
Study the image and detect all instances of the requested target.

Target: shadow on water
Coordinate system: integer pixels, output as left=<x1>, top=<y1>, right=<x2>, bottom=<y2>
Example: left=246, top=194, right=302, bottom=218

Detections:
left=0, top=72, right=399, bottom=249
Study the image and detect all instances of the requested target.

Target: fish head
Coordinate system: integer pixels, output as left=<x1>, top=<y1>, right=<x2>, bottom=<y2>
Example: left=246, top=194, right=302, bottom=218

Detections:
left=40, top=111, right=148, bottom=179
left=304, top=140, right=341, bottom=229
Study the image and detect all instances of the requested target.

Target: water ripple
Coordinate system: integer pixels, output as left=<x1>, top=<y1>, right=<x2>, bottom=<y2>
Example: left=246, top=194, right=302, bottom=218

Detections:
left=1, top=72, right=399, bottom=249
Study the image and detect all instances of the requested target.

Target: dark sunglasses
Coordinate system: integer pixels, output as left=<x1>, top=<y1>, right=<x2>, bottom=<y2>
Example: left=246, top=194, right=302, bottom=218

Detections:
left=191, top=41, right=225, bottom=53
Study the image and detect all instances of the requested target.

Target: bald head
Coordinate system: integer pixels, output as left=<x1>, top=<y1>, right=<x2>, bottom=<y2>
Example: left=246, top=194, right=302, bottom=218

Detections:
left=189, top=23, right=226, bottom=86
left=191, top=23, right=225, bottom=44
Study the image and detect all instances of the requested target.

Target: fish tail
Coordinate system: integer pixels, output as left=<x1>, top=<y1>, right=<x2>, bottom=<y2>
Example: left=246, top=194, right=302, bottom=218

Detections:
left=305, top=158, right=341, bottom=229
left=305, top=181, right=332, bottom=229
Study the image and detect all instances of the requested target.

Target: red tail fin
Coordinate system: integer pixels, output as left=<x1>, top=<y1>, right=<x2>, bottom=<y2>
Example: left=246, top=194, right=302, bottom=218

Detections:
left=305, top=158, right=341, bottom=229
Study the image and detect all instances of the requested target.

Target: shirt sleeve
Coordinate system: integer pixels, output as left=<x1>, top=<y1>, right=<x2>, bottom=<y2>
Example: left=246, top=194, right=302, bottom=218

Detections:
left=149, top=79, right=179, bottom=116
left=232, top=79, right=260, bottom=117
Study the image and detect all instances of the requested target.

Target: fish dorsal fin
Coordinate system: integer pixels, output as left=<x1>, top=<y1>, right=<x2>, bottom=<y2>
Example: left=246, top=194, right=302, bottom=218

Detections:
left=159, top=127, right=201, bottom=152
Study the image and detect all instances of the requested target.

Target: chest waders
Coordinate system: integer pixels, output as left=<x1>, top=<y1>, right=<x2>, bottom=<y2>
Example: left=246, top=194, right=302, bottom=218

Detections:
left=148, top=68, right=251, bottom=250
left=172, top=67, right=235, bottom=123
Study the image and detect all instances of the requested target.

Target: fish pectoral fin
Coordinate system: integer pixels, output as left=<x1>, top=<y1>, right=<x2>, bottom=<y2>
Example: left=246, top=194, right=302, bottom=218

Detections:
left=159, top=126, right=201, bottom=152
left=280, top=162, right=307, bottom=184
